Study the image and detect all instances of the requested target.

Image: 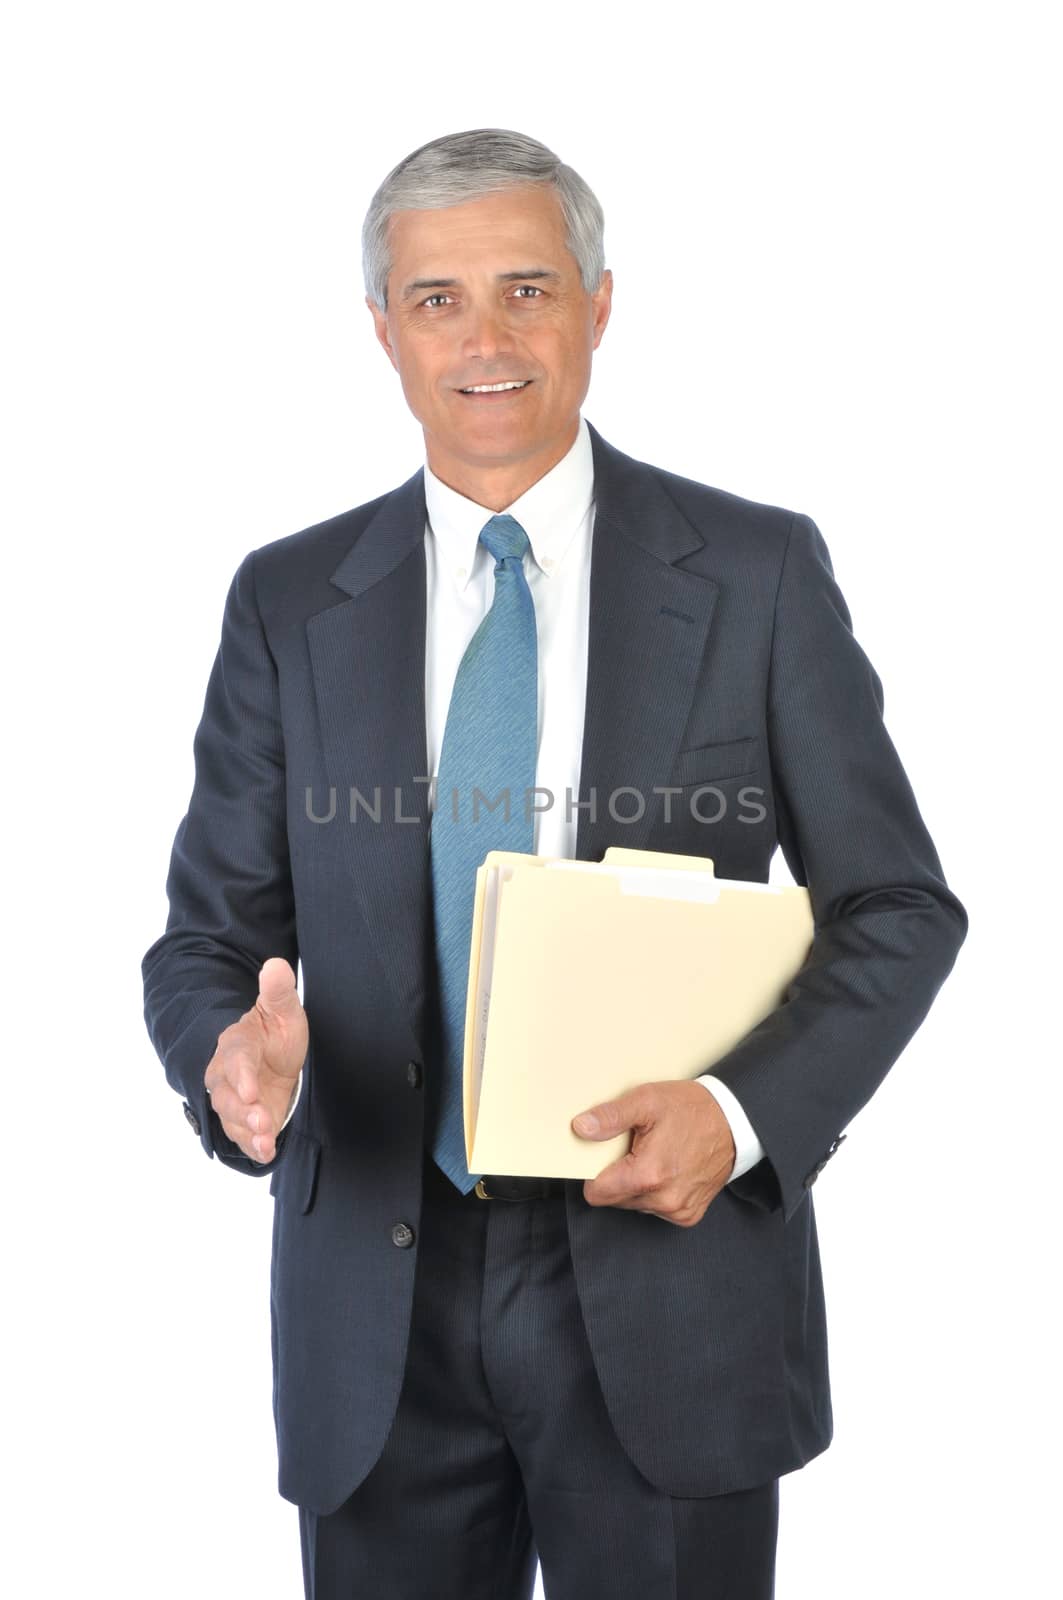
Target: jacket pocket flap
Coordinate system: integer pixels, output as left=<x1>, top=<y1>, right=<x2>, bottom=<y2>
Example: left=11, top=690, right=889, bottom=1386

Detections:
left=269, top=1129, right=321, bottom=1213
left=670, top=736, right=759, bottom=786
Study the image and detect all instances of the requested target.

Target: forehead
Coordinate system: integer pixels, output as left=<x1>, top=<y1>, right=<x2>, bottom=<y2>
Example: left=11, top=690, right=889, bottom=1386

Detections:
left=386, top=185, right=571, bottom=274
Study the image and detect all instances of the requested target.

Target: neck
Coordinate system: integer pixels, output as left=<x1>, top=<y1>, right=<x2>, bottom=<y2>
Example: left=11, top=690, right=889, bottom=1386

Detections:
left=425, top=418, right=579, bottom=512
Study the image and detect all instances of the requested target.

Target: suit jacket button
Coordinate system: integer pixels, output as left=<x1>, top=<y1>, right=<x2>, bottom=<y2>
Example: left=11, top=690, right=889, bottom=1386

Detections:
left=183, top=1101, right=201, bottom=1136
left=406, top=1060, right=422, bottom=1089
left=391, top=1222, right=415, bottom=1249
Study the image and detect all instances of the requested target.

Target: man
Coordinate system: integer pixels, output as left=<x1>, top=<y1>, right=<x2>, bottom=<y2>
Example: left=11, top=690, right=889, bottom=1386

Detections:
left=142, top=128, right=967, bottom=1599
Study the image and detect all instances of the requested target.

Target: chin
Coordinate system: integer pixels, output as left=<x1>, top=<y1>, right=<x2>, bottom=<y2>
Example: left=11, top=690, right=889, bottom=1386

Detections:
left=452, top=418, right=536, bottom=444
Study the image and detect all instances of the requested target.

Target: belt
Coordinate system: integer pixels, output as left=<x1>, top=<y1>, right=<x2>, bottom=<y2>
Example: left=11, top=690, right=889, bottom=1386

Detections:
left=474, top=1174, right=567, bottom=1201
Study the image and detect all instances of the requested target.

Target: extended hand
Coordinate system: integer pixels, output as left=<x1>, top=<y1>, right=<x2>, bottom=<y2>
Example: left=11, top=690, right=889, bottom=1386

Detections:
left=572, top=1080, right=737, bottom=1226
left=204, top=958, right=308, bottom=1164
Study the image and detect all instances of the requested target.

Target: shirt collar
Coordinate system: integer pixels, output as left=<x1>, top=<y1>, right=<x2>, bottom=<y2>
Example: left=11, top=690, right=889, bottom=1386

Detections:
left=424, top=413, right=594, bottom=592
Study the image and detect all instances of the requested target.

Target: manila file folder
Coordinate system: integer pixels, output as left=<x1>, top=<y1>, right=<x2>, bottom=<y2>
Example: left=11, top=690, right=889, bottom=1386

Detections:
left=462, top=848, right=814, bottom=1179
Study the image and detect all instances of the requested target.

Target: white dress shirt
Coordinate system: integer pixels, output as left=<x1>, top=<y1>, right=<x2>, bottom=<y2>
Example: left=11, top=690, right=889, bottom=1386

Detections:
left=282, top=415, right=765, bottom=1185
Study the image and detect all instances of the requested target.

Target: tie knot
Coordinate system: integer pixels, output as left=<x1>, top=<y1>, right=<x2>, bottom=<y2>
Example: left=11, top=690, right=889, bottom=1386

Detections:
left=479, top=514, right=530, bottom=567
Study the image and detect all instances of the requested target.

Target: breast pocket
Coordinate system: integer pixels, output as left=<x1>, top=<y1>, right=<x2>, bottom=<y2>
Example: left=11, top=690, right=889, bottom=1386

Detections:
left=669, top=735, right=760, bottom=787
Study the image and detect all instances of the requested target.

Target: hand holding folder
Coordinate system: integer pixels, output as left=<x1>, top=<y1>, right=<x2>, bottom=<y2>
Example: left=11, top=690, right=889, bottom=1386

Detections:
left=462, top=846, right=814, bottom=1179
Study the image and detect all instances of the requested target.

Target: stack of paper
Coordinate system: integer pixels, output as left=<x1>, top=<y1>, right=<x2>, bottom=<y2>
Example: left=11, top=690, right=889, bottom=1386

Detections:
left=462, top=847, right=814, bottom=1178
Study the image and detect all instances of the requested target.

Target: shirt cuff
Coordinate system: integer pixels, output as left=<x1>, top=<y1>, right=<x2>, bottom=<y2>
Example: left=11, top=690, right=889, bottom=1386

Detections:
left=280, top=1068, right=303, bottom=1131
left=694, top=1074, right=765, bottom=1181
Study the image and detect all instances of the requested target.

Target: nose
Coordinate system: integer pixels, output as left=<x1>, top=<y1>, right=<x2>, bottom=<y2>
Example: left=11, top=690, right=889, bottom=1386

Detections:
left=461, top=303, right=513, bottom=365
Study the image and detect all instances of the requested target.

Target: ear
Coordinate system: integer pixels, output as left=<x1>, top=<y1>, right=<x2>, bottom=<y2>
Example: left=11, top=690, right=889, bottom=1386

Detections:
left=365, top=295, right=399, bottom=371
left=590, top=268, right=613, bottom=350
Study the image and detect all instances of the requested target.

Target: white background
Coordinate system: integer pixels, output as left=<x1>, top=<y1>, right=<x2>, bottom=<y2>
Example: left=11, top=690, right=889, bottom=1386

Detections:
left=4, top=2, right=1059, bottom=1595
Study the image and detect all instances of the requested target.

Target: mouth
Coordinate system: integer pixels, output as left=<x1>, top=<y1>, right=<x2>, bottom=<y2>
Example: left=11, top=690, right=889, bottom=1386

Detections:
left=455, top=379, right=534, bottom=400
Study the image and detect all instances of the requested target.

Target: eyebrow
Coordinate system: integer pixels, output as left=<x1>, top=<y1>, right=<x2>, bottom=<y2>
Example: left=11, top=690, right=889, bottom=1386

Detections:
left=400, top=268, right=562, bottom=302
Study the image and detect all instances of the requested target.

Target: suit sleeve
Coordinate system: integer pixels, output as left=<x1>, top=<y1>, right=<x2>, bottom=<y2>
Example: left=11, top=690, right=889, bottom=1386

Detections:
left=141, top=549, right=302, bottom=1177
left=710, top=512, right=968, bottom=1222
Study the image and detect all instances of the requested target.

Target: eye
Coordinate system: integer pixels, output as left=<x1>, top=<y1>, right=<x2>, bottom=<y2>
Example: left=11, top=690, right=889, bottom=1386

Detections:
left=513, top=285, right=544, bottom=298
left=422, top=293, right=452, bottom=308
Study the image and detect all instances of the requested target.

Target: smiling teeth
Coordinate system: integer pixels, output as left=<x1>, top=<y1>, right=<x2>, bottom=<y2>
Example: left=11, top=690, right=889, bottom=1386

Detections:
left=461, top=381, right=530, bottom=393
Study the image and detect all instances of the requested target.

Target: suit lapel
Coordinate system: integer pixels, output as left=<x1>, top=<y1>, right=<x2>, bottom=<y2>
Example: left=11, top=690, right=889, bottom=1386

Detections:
left=575, top=421, right=720, bottom=859
left=306, top=421, right=720, bottom=1050
left=306, top=467, right=433, bottom=1053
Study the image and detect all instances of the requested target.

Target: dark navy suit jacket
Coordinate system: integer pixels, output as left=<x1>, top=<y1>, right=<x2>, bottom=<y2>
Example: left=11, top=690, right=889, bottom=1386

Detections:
left=142, top=419, right=967, bottom=1515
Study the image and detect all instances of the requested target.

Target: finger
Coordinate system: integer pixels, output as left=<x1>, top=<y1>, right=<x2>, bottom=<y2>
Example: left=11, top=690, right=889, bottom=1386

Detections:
left=583, top=1182, right=667, bottom=1219
left=249, top=1130, right=275, bottom=1162
left=606, top=1195, right=668, bottom=1220
left=584, top=1154, right=660, bottom=1208
left=218, top=1113, right=275, bottom=1164
left=207, top=1080, right=266, bottom=1139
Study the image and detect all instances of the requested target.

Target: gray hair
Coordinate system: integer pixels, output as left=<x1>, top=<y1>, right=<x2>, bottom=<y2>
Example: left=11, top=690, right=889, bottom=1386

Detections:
left=361, top=127, right=606, bottom=311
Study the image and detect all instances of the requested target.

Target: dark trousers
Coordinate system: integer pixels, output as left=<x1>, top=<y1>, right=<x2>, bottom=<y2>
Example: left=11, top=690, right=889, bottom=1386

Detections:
left=298, top=1147, right=779, bottom=1599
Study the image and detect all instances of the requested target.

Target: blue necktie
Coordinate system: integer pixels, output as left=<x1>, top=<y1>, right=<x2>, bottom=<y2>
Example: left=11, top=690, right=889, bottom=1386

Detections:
left=429, top=514, right=539, bottom=1192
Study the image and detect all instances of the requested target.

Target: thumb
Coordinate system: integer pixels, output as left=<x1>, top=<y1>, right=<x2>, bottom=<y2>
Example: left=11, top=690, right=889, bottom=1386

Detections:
left=257, top=956, right=302, bottom=1019
left=572, top=1092, right=640, bottom=1140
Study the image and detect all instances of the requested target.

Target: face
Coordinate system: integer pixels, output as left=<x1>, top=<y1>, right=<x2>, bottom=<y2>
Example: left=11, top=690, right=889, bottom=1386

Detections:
left=367, top=184, right=612, bottom=491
